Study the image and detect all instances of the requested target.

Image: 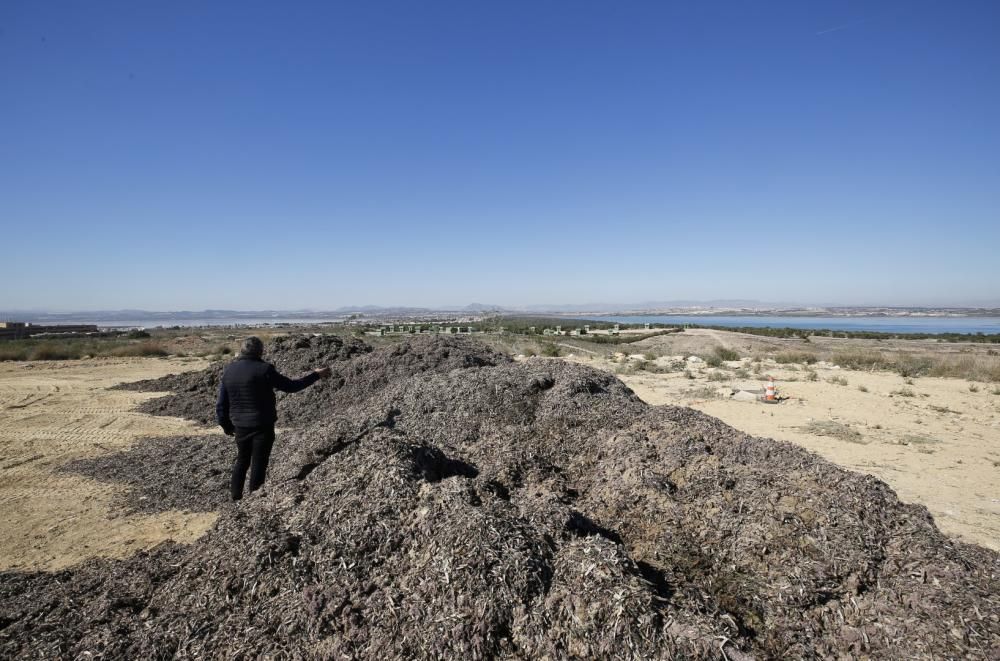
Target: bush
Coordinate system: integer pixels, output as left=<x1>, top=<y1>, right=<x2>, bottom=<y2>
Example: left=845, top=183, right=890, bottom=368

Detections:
left=833, top=350, right=888, bottom=370
left=775, top=351, right=818, bottom=365
left=540, top=343, right=561, bottom=358
left=857, top=384, right=869, bottom=392
left=895, top=354, right=933, bottom=378
left=708, top=371, right=728, bottom=382
left=828, top=375, right=848, bottom=386
left=126, top=329, right=151, bottom=339
left=30, top=344, right=84, bottom=360
left=703, top=354, right=723, bottom=367
left=108, top=341, right=169, bottom=358
left=0, top=345, right=31, bottom=361
left=714, top=346, right=740, bottom=361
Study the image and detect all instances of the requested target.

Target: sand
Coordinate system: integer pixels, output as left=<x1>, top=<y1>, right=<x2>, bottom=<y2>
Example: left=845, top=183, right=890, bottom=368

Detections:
left=0, top=357, right=218, bottom=571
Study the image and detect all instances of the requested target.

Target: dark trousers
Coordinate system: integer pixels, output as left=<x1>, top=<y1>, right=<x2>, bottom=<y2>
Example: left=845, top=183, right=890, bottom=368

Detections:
left=231, top=424, right=276, bottom=500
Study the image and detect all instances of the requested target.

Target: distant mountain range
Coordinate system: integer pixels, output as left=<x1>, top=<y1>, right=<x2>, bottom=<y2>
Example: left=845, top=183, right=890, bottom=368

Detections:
left=2, top=301, right=999, bottom=324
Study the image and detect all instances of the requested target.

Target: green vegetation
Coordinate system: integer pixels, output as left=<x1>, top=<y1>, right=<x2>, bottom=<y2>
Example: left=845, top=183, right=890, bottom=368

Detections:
left=540, top=343, right=561, bottom=357
left=703, top=353, right=723, bottom=367
left=714, top=346, right=740, bottom=361
left=578, top=330, right=675, bottom=345
left=0, top=338, right=169, bottom=361
left=832, top=350, right=888, bottom=370
left=774, top=351, right=818, bottom=364
left=685, top=324, right=1000, bottom=344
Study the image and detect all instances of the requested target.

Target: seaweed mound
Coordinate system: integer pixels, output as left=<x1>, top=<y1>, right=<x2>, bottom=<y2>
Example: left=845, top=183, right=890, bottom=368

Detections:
left=117, top=333, right=375, bottom=426
left=5, top=337, right=998, bottom=659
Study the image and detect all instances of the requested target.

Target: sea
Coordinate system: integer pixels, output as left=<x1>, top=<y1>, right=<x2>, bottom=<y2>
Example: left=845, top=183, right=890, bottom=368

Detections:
left=78, top=317, right=342, bottom=329
left=600, top=315, right=1000, bottom=335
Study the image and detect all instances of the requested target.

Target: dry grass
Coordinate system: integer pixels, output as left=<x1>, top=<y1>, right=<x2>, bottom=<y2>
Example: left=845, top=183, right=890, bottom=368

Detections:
left=799, top=420, right=865, bottom=443
left=774, top=351, right=818, bottom=365
left=833, top=350, right=1000, bottom=383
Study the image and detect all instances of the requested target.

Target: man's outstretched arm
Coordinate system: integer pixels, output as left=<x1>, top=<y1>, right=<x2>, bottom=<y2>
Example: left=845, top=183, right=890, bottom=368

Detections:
left=216, top=382, right=235, bottom=435
left=268, top=365, right=331, bottom=393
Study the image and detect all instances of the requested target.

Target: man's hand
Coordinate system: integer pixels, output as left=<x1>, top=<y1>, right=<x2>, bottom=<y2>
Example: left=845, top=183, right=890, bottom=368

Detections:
left=314, top=366, right=332, bottom=379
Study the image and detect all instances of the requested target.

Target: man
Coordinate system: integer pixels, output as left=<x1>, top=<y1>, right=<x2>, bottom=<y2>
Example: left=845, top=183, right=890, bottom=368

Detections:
left=216, top=336, right=331, bottom=500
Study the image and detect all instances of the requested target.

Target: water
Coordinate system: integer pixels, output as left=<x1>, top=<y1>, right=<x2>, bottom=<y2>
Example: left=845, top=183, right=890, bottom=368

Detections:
left=599, top=315, right=1000, bottom=335
left=78, top=317, right=343, bottom=329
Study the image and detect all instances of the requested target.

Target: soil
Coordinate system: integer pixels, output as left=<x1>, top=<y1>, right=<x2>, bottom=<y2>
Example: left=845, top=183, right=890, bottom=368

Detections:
left=0, top=357, right=218, bottom=572
left=1, top=336, right=998, bottom=658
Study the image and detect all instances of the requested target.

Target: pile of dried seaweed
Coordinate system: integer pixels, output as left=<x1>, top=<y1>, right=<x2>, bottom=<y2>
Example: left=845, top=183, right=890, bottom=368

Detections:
left=4, top=336, right=998, bottom=659
left=116, top=334, right=375, bottom=426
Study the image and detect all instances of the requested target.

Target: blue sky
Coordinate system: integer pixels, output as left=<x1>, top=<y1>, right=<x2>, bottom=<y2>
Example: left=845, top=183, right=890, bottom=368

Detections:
left=2, top=1, right=998, bottom=310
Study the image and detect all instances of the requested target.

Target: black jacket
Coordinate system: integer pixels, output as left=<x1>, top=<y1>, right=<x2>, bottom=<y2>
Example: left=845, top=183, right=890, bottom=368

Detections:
left=216, top=354, right=320, bottom=431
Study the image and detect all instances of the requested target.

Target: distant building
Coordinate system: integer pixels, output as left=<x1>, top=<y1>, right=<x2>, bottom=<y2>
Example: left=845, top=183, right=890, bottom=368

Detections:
left=0, top=321, right=99, bottom=340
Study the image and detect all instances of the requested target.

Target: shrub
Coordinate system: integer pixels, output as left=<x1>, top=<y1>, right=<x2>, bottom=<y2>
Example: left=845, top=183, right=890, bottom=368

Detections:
left=806, top=370, right=819, bottom=381
left=828, top=375, right=848, bottom=386
left=0, top=345, right=31, bottom=361
left=30, top=344, right=84, bottom=360
left=833, top=350, right=888, bottom=370
left=775, top=351, right=818, bottom=365
left=857, top=384, right=869, bottom=392
left=968, top=383, right=980, bottom=393
left=703, top=354, right=723, bottom=367
left=109, top=341, right=169, bottom=357
left=714, top=346, right=740, bottom=362
left=708, top=371, right=728, bottom=382
left=891, top=387, right=916, bottom=397
left=799, top=420, right=864, bottom=443
left=895, top=354, right=933, bottom=378
left=540, top=343, right=561, bottom=358
left=126, top=329, right=151, bottom=339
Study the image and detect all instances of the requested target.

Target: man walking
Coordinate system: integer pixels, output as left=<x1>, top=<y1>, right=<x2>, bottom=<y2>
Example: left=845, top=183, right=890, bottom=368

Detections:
left=216, top=336, right=331, bottom=500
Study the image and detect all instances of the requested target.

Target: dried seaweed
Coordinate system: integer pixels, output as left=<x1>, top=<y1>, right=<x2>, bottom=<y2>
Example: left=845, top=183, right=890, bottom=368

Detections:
left=4, top=336, right=998, bottom=659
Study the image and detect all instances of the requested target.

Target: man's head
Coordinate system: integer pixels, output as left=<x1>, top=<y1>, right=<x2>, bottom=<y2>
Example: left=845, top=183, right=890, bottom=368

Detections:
left=241, top=336, right=264, bottom=358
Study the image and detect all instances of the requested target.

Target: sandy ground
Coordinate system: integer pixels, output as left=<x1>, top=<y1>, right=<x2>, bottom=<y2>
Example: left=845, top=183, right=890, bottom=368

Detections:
left=560, top=331, right=1000, bottom=551
left=0, top=357, right=217, bottom=571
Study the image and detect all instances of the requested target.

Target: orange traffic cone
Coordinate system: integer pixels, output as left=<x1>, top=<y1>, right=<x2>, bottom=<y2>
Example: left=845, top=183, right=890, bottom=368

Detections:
left=765, top=377, right=776, bottom=402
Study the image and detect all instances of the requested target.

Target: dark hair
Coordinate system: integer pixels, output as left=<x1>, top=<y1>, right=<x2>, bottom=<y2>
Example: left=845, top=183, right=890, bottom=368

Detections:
left=241, top=336, right=264, bottom=357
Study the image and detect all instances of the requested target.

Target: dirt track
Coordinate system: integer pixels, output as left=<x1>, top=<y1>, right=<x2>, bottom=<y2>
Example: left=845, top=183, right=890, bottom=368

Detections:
left=0, top=358, right=217, bottom=570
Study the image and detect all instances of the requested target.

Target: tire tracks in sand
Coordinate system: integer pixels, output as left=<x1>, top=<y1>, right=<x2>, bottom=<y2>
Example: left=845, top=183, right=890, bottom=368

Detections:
left=0, top=357, right=219, bottom=571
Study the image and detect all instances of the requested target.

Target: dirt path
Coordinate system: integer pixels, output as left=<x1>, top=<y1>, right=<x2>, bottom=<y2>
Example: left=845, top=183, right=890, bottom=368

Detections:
left=0, top=357, right=218, bottom=571
left=569, top=354, right=1000, bottom=550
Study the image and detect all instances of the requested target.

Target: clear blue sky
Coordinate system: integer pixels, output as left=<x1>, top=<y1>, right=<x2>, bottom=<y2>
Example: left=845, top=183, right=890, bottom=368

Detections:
left=2, top=1, right=998, bottom=310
